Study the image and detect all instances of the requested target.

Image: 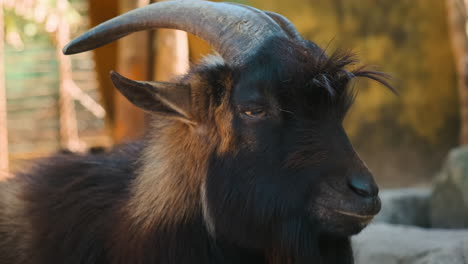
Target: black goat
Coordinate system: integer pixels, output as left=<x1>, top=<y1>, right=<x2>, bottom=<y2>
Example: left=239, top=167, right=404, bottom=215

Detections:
left=0, top=1, right=390, bottom=263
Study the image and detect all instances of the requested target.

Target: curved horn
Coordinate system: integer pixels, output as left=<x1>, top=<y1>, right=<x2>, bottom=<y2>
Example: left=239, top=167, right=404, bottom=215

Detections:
left=63, top=0, right=289, bottom=65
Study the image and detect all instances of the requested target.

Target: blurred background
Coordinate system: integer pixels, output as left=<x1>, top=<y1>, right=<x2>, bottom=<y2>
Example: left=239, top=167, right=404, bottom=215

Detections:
left=0, top=0, right=467, bottom=262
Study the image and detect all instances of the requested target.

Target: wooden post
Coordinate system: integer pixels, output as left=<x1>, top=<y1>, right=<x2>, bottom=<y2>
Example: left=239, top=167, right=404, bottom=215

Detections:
left=113, top=0, right=151, bottom=143
left=0, top=2, right=9, bottom=178
left=446, top=0, right=468, bottom=144
left=56, top=0, right=82, bottom=151
left=153, top=29, right=189, bottom=81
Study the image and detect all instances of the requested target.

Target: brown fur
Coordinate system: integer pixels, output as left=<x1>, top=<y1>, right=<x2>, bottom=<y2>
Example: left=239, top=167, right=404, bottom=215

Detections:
left=126, top=120, right=215, bottom=229
left=126, top=56, right=235, bottom=230
left=108, top=58, right=240, bottom=261
left=215, top=76, right=236, bottom=155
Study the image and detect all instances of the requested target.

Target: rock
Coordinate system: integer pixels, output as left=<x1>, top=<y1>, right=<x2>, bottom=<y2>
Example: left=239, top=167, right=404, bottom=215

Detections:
left=375, top=188, right=431, bottom=227
left=431, top=147, right=468, bottom=228
left=353, top=223, right=468, bottom=264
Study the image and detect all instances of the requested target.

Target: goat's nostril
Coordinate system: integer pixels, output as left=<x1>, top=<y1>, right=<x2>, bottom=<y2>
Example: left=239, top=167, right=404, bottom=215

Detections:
left=347, top=176, right=378, bottom=198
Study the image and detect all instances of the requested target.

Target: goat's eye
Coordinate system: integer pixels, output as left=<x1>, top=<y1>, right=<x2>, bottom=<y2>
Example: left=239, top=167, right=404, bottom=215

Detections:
left=242, top=109, right=267, bottom=119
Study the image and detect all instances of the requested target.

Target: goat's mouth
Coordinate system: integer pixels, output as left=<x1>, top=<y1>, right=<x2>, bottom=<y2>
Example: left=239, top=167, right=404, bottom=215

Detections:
left=308, top=196, right=380, bottom=236
left=333, top=209, right=376, bottom=221
left=311, top=195, right=381, bottom=219
left=312, top=203, right=379, bottom=222
left=331, top=209, right=376, bottom=228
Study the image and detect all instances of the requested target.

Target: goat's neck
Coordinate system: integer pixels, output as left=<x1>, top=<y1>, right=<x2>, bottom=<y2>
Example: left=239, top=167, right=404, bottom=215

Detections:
left=126, top=121, right=214, bottom=230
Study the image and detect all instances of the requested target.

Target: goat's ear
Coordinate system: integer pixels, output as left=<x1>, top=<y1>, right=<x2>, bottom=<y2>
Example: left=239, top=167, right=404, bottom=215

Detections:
left=110, top=71, right=192, bottom=122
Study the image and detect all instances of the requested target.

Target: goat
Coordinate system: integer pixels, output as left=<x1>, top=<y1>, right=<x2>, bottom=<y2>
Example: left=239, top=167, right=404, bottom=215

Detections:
left=0, top=1, right=391, bottom=263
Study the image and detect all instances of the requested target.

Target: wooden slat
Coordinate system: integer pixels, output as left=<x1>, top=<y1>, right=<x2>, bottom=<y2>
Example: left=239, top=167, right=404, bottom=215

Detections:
left=446, top=0, right=468, bottom=145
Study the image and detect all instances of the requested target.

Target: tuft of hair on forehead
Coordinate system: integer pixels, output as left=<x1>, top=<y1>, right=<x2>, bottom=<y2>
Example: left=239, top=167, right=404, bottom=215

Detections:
left=311, top=48, right=396, bottom=96
left=302, top=47, right=395, bottom=118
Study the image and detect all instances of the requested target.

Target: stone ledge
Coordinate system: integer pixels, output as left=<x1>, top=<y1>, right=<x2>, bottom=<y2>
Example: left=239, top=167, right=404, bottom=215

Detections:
left=353, top=223, right=468, bottom=264
left=375, top=188, right=431, bottom=227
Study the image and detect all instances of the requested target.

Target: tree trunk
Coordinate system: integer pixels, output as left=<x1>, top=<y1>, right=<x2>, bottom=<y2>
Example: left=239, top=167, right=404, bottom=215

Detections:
left=89, top=0, right=119, bottom=131
left=446, top=0, right=468, bottom=144
left=0, top=3, right=9, bottom=179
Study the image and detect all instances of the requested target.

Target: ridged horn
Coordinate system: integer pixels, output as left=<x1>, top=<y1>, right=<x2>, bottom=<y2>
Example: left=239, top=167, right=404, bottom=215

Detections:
left=63, top=0, right=289, bottom=65
left=225, top=2, right=303, bottom=42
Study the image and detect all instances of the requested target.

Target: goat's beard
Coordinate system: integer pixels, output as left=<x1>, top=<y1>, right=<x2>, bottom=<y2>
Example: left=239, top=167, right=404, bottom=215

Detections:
left=214, top=216, right=322, bottom=259
left=266, top=219, right=354, bottom=263
left=273, top=217, right=321, bottom=257
left=267, top=222, right=354, bottom=263
left=204, top=199, right=354, bottom=262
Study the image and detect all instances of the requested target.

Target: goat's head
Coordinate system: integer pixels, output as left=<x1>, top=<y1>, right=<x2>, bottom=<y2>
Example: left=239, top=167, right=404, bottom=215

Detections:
left=65, top=0, right=388, bottom=254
